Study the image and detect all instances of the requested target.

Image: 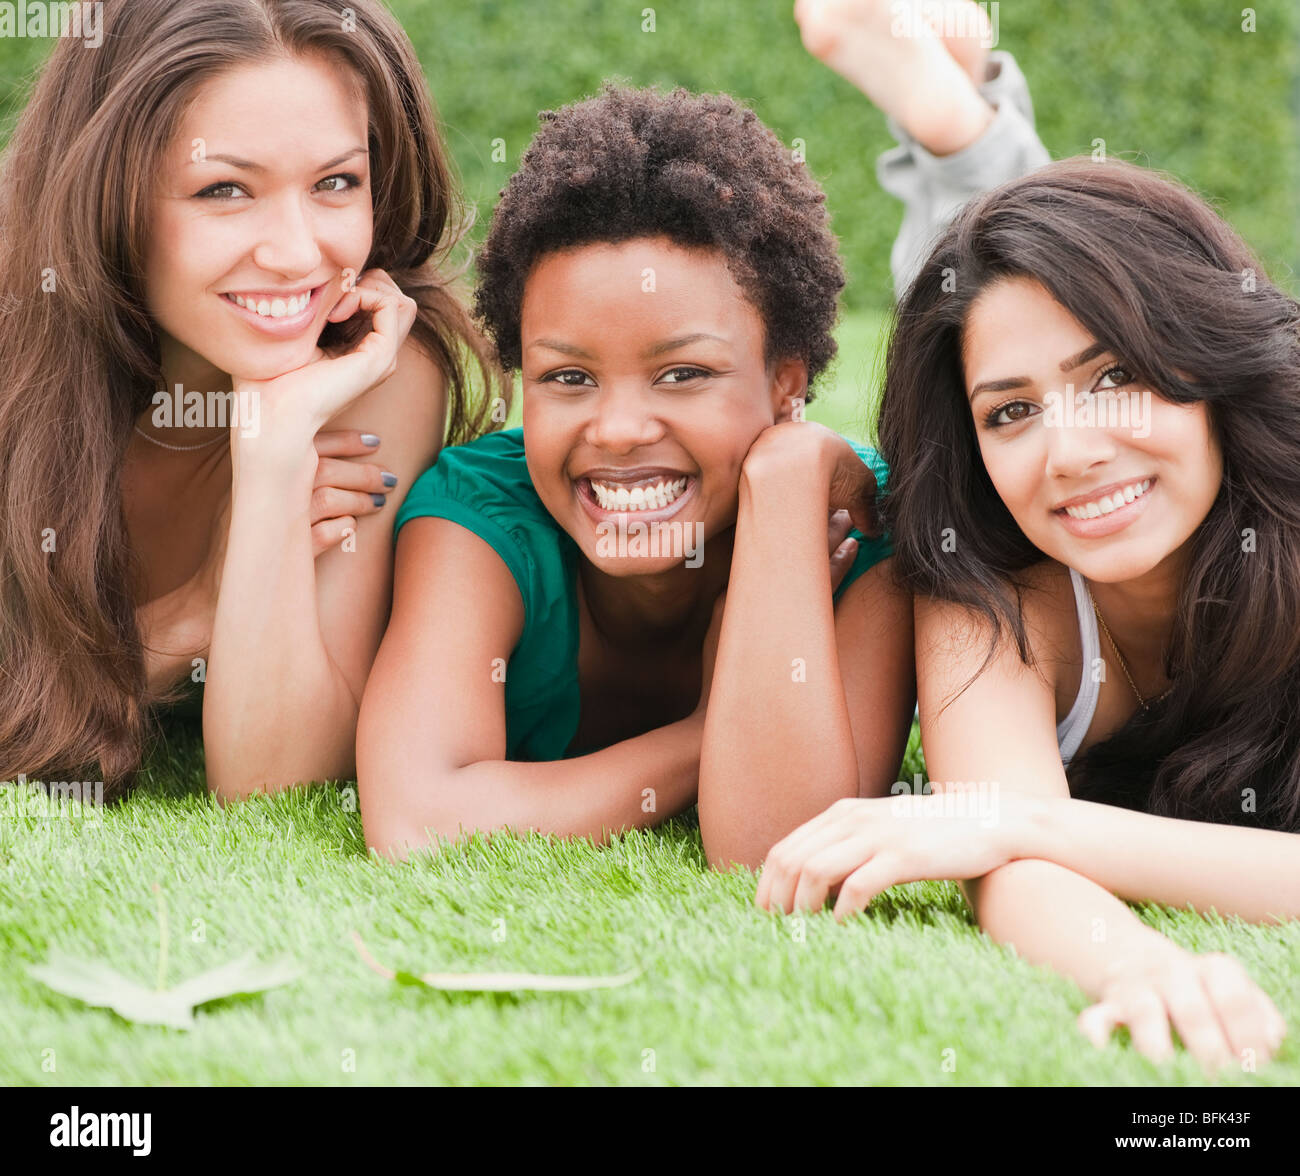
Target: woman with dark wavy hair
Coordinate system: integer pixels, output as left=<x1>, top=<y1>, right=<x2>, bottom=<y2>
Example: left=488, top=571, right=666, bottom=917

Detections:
left=758, top=158, right=1298, bottom=1070
left=0, top=0, right=505, bottom=799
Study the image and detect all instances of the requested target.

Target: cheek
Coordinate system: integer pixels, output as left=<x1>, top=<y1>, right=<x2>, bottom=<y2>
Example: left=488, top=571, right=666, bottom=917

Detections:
left=325, top=204, right=373, bottom=268
left=978, top=436, right=1039, bottom=511
left=1152, top=404, right=1223, bottom=514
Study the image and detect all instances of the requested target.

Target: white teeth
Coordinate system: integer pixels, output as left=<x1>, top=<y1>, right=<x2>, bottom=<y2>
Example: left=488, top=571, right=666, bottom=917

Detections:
left=230, top=291, right=311, bottom=317
left=1064, top=479, right=1152, bottom=520
left=590, top=476, right=688, bottom=512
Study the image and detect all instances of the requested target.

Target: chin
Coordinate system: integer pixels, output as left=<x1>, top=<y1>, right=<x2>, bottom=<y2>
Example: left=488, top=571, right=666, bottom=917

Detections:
left=1061, top=545, right=1170, bottom=584
left=218, top=338, right=320, bottom=383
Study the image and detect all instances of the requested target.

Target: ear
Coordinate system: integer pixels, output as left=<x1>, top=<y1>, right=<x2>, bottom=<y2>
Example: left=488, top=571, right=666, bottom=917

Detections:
left=769, top=357, right=809, bottom=423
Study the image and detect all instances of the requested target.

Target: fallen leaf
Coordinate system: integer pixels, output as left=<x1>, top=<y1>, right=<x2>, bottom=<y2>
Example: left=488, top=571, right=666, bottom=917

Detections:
left=28, top=948, right=301, bottom=1030
left=351, top=930, right=642, bottom=992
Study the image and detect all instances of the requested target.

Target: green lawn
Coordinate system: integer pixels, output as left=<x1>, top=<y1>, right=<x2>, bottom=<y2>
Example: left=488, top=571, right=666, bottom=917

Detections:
left=4, top=720, right=1298, bottom=1085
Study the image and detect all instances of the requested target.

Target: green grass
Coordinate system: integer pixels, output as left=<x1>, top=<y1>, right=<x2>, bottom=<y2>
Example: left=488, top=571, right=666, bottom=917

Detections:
left=4, top=722, right=1298, bottom=1085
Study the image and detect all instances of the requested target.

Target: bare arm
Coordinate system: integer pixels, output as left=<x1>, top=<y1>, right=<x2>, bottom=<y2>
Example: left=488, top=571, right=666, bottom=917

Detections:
left=999, top=795, right=1300, bottom=924
left=204, top=277, right=439, bottom=799
left=917, top=595, right=1286, bottom=1066
left=357, top=517, right=701, bottom=861
left=758, top=587, right=1288, bottom=1067
left=699, top=423, right=914, bottom=869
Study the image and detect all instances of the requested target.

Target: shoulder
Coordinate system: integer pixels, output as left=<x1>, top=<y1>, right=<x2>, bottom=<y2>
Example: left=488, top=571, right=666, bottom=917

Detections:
left=398, top=427, right=539, bottom=530
left=325, top=336, right=447, bottom=477
left=917, top=558, right=1079, bottom=681
left=396, top=427, right=572, bottom=612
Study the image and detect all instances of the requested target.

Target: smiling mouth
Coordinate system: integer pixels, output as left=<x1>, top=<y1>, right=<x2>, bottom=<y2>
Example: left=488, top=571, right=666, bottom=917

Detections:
left=576, top=472, right=697, bottom=515
left=1055, top=477, right=1154, bottom=520
left=221, top=286, right=319, bottom=320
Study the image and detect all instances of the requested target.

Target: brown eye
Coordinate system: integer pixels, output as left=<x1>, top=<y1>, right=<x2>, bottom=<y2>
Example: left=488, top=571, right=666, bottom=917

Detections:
left=986, top=400, right=1037, bottom=427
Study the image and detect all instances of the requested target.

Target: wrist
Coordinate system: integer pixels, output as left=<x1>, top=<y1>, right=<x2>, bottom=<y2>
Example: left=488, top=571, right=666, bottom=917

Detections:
left=740, top=422, right=839, bottom=493
left=231, top=428, right=317, bottom=493
left=1005, top=791, right=1056, bottom=862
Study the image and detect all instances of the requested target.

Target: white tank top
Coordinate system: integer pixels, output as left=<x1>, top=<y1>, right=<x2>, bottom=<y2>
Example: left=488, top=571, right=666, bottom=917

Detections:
left=1056, top=567, right=1101, bottom=765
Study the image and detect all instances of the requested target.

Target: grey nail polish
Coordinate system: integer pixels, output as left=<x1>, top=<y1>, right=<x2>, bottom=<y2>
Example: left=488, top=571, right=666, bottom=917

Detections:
left=361, top=433, right=381, bottom=447
left=381, top=471, right=398, bottom=488
left=371, top=493, right=387, bottom=508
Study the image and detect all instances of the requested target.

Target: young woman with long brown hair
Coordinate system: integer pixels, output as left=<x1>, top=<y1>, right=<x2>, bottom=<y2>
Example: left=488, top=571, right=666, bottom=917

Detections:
left=757, top=158, right=1298, bottom=1070
left=0, top=0, right=503, bottom=799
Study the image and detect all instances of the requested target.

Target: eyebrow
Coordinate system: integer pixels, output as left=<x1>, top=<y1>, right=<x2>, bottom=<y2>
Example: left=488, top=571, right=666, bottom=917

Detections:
left=192, top=147, right=368, bottom=172
left=644, top=332, right=727, bottom=357
left=967, top=341, right=1109, bottom=401
left=527, top=333, right=728, bottom=361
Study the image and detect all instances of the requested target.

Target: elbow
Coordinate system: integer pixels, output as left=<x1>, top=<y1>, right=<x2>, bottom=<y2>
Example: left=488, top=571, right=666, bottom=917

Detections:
left=206, top=750, right=355, bottom=803
left=701, top=824, right=764, bottom=874
left=697, top=802, right=770, bottom=875
left=356, top=763, right=467, bottom=862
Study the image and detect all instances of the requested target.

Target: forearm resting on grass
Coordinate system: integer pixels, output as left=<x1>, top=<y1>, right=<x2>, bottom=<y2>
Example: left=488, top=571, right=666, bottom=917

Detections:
left=698, top=454, right=858, bottom=871
left=203, top=451, right=362, bottom=800
left=363, top=713, right=705, bottom=861
left=1015, top=795, right=1300, bottom=923
left=963, top=860, right=1185, bottom=999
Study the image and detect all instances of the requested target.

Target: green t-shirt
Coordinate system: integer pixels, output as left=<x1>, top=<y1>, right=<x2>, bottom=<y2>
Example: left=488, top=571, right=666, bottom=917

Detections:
left=394, top=427, right=892, bottom=762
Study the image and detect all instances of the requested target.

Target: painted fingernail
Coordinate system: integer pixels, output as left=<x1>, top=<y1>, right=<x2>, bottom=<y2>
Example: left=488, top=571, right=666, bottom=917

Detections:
left=371, top=493, right=387, bottom=508
left=381, top=471, right=398, bottom=488
left=361, top=434, right=381, bottom=447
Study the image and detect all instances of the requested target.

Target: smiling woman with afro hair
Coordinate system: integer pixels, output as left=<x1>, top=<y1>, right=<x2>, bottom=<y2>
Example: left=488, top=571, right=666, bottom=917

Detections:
left=473, top=83, right=846, bottom=397
left=356, top=76, right=921, bottom=866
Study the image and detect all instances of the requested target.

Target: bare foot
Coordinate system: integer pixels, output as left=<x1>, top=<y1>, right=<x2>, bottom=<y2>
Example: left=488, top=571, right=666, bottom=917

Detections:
left=794, top=0, right=995, bottom=155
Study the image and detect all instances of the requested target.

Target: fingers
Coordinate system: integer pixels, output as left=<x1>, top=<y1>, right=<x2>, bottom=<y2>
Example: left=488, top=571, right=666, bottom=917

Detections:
left=1159, top=971, right=1234, bottom=1072
left=313, top=429, right=383, bottom=459
left=827, top=508, right=853, bottom=554
left=1199, top=953, right=1286, bottom=1066
left=787, top=835, right=879, bottom=914
left=311, top=515, right=357, bottom=559
left=830, top=536, right=858, bottom=593
left=756, top=799, right=860, bottom=912
left=310, top=484, right=389, bottom=527
left=1077, top=953, right=1287, bottom=1072
left=316, top=270, right=418, bottom=410
left=349, top=273, right=418, bottom=365
left=1078, top=987, right=1175, bottom=1064
left=831, top=854, right=904, bottom=921
left=313, top=456, right=397, bottom=496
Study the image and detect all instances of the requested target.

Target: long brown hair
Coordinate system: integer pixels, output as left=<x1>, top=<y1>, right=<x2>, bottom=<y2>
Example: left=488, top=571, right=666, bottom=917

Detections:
left=877, top=157, right=1300, bottom=832
left=0, top=0, right=506, bottom=795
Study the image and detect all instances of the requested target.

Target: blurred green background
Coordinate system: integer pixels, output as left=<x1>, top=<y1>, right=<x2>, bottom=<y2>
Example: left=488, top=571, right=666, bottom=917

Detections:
left=1, top=0, right=1295, bottom=437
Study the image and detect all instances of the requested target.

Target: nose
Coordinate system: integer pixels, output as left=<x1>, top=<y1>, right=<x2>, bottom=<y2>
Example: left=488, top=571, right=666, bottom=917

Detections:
left=250, top=192, right=322, bottom=279
left=584, top=380, right=665, bottom=454
left=1043, top=383, right=1119, bottom=481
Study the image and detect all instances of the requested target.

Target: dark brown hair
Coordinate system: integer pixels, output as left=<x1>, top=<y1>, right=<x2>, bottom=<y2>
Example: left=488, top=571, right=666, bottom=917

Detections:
left=877, top=157, right=1300, bottom=831
left=473, top=82, right=845, bottom=393
left=0, top=0, right=506, bottom=795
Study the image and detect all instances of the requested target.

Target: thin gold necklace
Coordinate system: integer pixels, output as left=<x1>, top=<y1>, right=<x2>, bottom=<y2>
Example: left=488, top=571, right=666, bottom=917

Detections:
left=1085, top=581, right=1173, bottom=711
left=133, top=425, right=227, bottom=453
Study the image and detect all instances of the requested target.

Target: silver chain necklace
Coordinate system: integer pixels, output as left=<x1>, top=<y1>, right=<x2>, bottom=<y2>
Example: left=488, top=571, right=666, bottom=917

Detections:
left=132, top=425, right=228, bottom=453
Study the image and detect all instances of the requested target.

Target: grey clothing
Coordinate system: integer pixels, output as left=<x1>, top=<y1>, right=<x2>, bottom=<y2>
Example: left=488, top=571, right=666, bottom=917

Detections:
left=878, top=50, right=1052, bottom=300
